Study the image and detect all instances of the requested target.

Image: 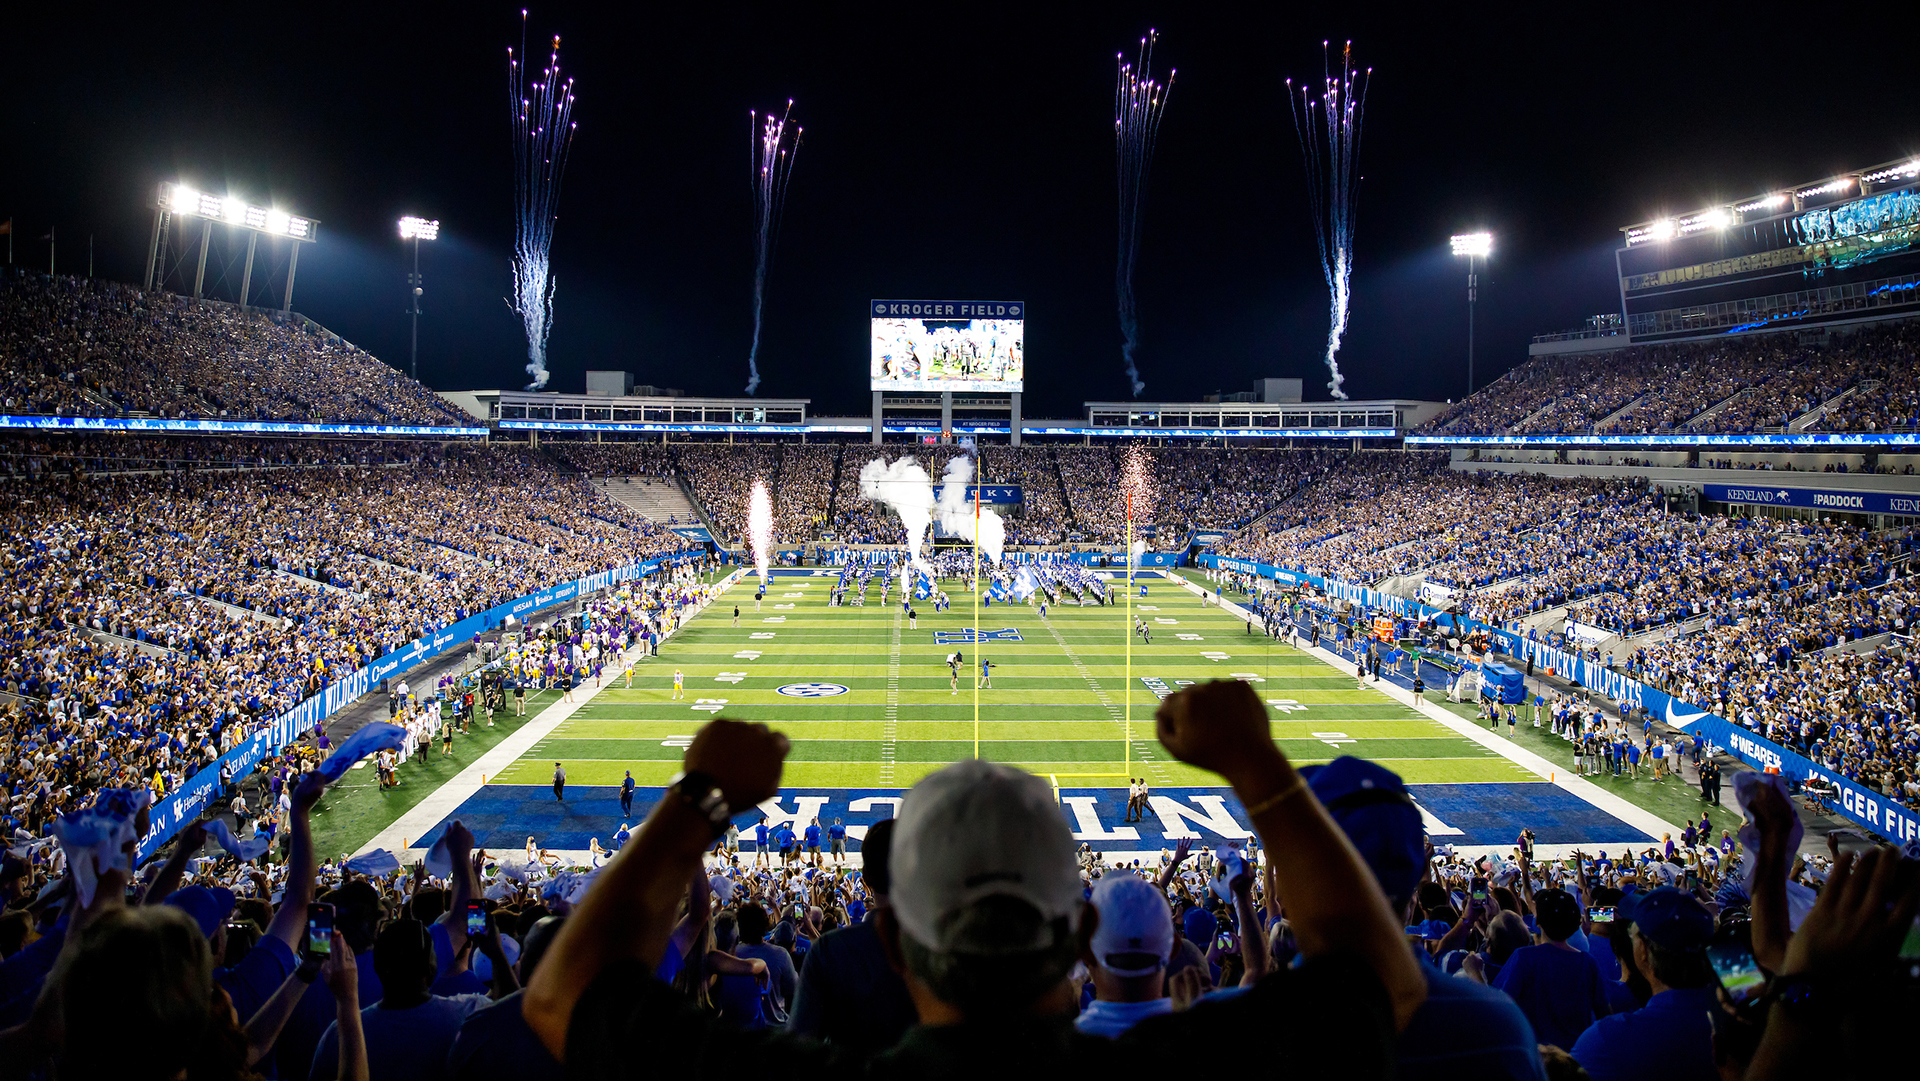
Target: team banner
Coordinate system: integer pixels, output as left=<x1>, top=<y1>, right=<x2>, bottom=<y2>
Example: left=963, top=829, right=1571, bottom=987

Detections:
left=136, top=549, right=703, bottom=860
left=1407, top=432, right=1920, bottom=448
left=933, top=484, right=1023, bottom=505
left=1194, top=554, right=1920, bottom=844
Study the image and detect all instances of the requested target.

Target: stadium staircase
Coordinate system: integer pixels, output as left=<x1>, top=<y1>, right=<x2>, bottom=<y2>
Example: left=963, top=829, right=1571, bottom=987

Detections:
left=588, top=476, right=701, bottom=526
left=1593, top=392, right=1650, bottom=431
left=1681, top=387, right=1756, bottom=430
left=1788, top=380, right=1879, bottom=431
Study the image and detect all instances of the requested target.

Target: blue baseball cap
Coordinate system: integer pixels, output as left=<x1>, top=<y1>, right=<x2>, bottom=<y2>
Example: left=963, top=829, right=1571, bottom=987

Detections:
left=1181, top=906, right=1217, bottom=945
left=1619, top=886, right=1714, bottom=951
left=163, top=885, right=237, bottom=941
left=1303, top=757, right=1425, bottom=905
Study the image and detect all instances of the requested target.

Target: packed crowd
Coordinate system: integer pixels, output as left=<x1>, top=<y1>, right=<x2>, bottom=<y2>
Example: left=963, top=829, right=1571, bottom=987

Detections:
left=0, top=269, right=474, bottom=426
left=0, top=434, right=446, bottom=478
left=1421, top=321, right=1920, bottom=437
left=0, top=437, right=692, bottom=844
left=7, top=681, right=1913, bottom=1080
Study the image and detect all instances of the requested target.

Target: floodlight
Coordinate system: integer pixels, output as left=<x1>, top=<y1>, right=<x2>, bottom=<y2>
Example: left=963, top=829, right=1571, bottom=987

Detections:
left=1649, top=218, right=1675, bottom=241
left=1794, top=177, right=1853, bottom=199
left=173, top=185, right=202, bottom=217
left=1450, top=232, right=1492, bottom=257
left=223, top=196, right=247, bottom=223
left=399, top=216, right=440, bottom=241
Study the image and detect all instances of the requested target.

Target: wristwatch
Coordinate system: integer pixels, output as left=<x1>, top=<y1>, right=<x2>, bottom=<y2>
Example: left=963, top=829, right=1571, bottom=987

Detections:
left=1767, top=974, right=1826, bottom=1020
left=667, top=770, right=732, bottom=838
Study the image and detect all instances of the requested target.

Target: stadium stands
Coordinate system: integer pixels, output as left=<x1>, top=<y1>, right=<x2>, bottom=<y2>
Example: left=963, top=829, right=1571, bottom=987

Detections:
left=0, top=269, right=472, bottom=426
left=1420, top=321, right=1920, bottom=436
left=0, top=438, right=689, bottom=843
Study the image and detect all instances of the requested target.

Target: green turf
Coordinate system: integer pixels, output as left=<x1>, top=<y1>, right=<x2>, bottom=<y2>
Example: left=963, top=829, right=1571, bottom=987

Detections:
left=1175, top=566, right=1704, bottom=832
left=495, top=571, right=1541, bottom=792
left=307, top=689, right=565, bottom=857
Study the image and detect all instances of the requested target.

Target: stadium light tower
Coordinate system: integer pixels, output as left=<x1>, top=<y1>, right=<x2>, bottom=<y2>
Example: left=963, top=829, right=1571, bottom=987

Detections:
left=398, top=217, right=439, bottom=380
left=1450, top=232, right=1492, bottom=396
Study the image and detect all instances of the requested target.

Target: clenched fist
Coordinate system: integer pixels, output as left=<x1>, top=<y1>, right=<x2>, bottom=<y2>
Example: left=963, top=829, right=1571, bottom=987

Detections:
left=1154, top=679, right=1286, bottom=785
left=685, top=719, right=790, bottom=810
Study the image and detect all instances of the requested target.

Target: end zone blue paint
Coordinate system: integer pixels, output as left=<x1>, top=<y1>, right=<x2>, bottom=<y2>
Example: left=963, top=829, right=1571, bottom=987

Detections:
left=410, top=780, right=1654, bottom=854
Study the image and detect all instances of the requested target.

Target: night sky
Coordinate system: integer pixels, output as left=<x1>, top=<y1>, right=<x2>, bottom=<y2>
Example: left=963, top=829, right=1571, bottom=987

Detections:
left=6, top=5, right=1917, bottom=416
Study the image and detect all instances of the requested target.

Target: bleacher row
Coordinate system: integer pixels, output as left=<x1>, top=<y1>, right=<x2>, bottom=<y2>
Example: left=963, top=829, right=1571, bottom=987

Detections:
left=0, top=440, right=690, bottom=845
left=543, top=441, right=1322, bottom=547
left=1420, top=321, right=1920, bottom=436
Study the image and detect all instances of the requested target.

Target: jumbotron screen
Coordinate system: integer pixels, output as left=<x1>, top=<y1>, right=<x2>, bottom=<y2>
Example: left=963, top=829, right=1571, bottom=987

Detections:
left=870, top=299, right=1024, bottom=392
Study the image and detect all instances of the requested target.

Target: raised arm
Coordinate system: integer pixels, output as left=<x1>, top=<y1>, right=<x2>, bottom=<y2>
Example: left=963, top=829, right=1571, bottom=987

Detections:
left=1154, top=680, right=1425, bottom=1031
left=145, top=821, right=208, bottom=904
left=262, top=772, right=325, bottom=950
left=523, top=720, right=788, bottom=1060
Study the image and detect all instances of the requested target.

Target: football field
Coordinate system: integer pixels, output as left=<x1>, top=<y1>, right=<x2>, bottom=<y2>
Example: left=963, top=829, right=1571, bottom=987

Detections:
left=375, top=567, right=1669, bottom=858
left=492, top=569, right=1535, bottom=790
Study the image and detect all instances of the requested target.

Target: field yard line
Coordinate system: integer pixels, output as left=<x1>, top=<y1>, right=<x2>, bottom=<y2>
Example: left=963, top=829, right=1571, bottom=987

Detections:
left=357, top=570, right=744, bottom=857
left=1172, top=576, right=1681, bottom=842
left=1040, top=608, right=1170, bottom=785
left=880, top=606, right=901, bottom=785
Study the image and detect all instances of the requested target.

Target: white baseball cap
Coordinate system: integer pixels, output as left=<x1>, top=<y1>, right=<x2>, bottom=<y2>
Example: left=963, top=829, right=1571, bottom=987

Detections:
left=889, top=759, right=1083, bottom=953
left=1087, top=872, right=1174, bottom=976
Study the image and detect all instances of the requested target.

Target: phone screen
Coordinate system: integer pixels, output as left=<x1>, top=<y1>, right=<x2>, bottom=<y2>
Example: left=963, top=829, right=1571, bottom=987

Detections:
left=1588, top=906, right=1615, bottom=924
left=1216, top=933, right=1234, bottom=951
left=1471, top=889, right=1488, bottom=902
left=306, top=903, right=334, bottom=957
left=465, top=900, right=487, bottom=937
left=1709, top=924, right=1765, bottom=1001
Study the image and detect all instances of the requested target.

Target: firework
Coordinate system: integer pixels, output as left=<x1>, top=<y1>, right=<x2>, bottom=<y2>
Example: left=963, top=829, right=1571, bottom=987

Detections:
left=507, top=11, right=579, bottom=391
left=1120, top=444, right=1156, bottom=523
left=1115, top=31, right=1173, bottom=399
left=747, top=478, right=774, bottom=582
left=745, top=103, right=802, bottom=396
left=1287, top=41, right=1370, bottom=401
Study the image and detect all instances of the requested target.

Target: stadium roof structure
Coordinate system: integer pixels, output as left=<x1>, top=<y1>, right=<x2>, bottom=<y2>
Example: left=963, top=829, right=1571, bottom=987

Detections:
left=1620, top=155, right=1920, bottom=247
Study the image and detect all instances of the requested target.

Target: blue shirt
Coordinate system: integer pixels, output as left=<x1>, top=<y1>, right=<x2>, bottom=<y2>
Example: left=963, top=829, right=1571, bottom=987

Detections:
left=828, top=823, right=846, bottom=841
left=755, top=823, right=770, bottom=844
left=804, top=825, right=821, bottom=846
left=1399, top=963, right=1547, bottom=1081
left=1490, top=943, right=1611, bottom=1050
left=1570, top=986, right=1718, bottom=1081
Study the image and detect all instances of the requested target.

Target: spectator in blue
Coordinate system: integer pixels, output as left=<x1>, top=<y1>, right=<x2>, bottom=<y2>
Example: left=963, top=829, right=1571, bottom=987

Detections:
left=735, top=903, right=799, bottom=1022
left=1306, top=756, right=1548, bottom=1081
left=774, top=822, right=798, bottom=866
left=620, top=771, right=635, bottom=818
left=804, top=817, right=823, bottom=867
left=1569, top=888, right=1717, bottom=1081
left=754, top=817, right=772, bottom=867
left=788, top=819, right=915, bottom=1051
left=1491, top=888, right=1611, bottom=1050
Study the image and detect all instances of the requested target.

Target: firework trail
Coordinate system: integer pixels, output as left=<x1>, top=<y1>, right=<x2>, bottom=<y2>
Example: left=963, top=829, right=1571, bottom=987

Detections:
left=507, top=11, right=579, bottom=390
left=745, top=103, right=802, bottom=396
left=1115, top=31, right=1173, bottom=399
left=1121, top=445, right=1154, bottom=571
left=1287, top=41, right=1370, bottom=401
left=747, top=478, right=774, bottom=582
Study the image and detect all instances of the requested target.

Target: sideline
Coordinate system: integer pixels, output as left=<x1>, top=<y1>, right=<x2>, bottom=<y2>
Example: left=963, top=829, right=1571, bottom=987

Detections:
left=357, top=568, right=746, bottom=857
left=1171, top=574, right=1682, bottom=845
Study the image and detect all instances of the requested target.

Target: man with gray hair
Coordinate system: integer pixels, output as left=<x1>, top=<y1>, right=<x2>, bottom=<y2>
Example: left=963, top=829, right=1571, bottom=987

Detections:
left=523, top=680, right=1425, bottom=1075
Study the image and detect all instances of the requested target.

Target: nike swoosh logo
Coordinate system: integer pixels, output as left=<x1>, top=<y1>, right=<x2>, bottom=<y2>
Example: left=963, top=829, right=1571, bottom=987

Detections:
left=1665, top=700, right=1709, bottom=728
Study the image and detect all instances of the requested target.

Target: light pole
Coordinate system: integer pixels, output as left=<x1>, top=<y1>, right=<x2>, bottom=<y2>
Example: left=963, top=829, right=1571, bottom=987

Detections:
left=1450, top=232, right=1492, bottom=396
left=398, top=217, right=440, bottom=381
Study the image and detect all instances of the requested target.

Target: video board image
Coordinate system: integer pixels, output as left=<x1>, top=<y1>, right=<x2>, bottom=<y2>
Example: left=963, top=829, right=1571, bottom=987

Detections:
left=869, top=300, right=1024, bottom=392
